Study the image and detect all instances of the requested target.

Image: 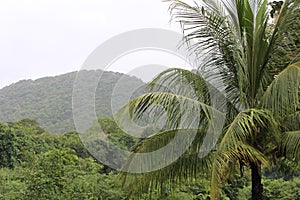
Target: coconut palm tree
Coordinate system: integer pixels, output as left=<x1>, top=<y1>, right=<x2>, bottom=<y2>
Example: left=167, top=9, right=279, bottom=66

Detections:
left=118, top=0, right=300, bottom=199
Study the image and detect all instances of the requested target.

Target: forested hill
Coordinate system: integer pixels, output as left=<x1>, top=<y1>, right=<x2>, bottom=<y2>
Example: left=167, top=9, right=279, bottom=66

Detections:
left=0, top=70, right=145, bottom=133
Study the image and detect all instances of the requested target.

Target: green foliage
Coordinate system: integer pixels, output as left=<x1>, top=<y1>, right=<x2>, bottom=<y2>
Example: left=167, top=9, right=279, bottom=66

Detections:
left=98, top=117, right=137, bottom=150
left=237, top=177, right=300, bottom=200
left=0, top=123, right=18, bottom=168
left=23, top=149, right=126, bottom=200
left=0, top=119, right=299, bottom=199
left=11, top=118, right=46, bottom=134
left=262, top=177, right=300, bottom=199
left=0, top=70, right=144, bottom=133
left=57, top=130, right=90, bottom=158
left=0, top=119, right=128, bottom=199
left=25, top=149, right=80, bottom=199
left=0, top=167, right=27, bottom=199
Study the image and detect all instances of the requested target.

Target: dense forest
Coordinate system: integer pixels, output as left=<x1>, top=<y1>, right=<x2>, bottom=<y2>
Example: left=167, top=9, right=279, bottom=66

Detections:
left=1, top=119, right=299, bottom=199
left=0, top=70, right=145, bottom=134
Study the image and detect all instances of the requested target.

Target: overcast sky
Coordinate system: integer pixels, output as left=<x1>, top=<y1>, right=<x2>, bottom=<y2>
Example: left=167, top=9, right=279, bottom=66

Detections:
left=0, top=0, right=190, bottom=89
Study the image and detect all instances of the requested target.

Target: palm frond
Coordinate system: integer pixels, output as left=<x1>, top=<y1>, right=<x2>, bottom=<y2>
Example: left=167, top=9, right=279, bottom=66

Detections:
left=267, top=0, right=300, bottom=73
left=165, top=0, right=248, bottom=108
left=148, top=67, right=240, bottom=116
left=281, top=131, right=300, bottom=161
left=244, top=0, right=269, bottom=102
left=219, top=109, right=279, bottom=150
left=211, top=141, right=271, bottom=199
left=261, top=62, right=300, bottom=118
left=118, top=128, right=214, bottom=197
left=282, top=111, right=300, bottom=131
left=116, top=92, right=226, bottom=131
left=148, top=68, right=211, bottom=103
left=121, top=129, right=199, bottom=173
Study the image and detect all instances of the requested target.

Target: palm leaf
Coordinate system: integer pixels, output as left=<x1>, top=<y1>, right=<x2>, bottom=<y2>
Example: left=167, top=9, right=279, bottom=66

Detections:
left=148, top=68, right=212, bottom=103
left=261, top=62, right=300, bottom=118
left=165, top=0, right=248, bottom=108
left=118, top=128, right=214, bottom=197
left=267, top=0, right=300, bottom=74
left=148, top=67, right=239, bottom=116
left=210, top=108, right=279, bottom=199
left=219, top=109, right=279, bottom=150
left=281, top=131, right=300, bottom=161
left=116, top=92, right=226, bottom=131
left=211, top=142, right=271, bottom=199
left=282, top=111, right=300, bottom=131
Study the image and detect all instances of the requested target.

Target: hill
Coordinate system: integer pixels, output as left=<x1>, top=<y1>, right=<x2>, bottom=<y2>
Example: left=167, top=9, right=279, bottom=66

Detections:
left=0, top=70, right=145, bottom=133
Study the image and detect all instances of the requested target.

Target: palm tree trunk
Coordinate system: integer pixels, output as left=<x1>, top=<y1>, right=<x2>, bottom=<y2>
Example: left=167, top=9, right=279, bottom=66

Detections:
left=250, top=162, right=263, bottom=200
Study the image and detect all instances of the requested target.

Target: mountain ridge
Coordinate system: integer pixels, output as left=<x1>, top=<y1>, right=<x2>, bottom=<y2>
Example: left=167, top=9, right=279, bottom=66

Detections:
left=0, top=70, right=145, bottom=133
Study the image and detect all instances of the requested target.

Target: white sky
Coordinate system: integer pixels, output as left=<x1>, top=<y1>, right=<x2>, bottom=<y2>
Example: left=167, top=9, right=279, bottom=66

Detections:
left=0, top=0, right=188, bottom=89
